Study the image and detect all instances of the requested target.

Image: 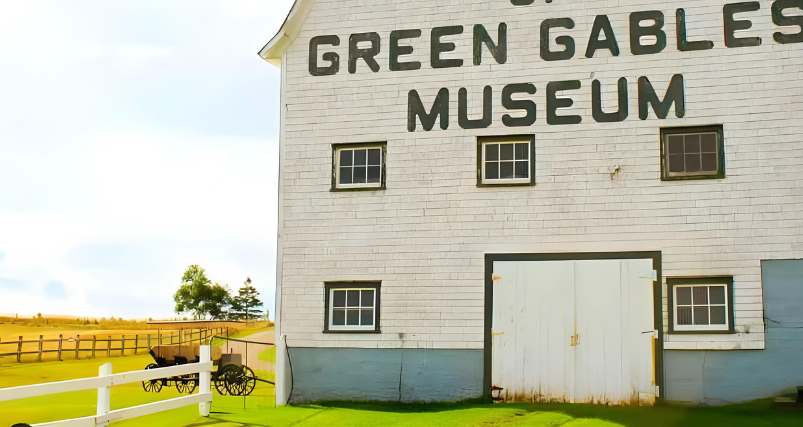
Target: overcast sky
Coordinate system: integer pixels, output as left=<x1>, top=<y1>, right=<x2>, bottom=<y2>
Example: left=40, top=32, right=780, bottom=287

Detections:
left=0, top=0, right=295, bottom=319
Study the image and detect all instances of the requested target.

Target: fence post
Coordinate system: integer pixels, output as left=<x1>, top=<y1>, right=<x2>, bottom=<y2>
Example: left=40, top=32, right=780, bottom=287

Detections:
left=199, top=345, right=211, bottom=417
left=147, top=333, right=151, bottom=351
left=75, top=335, right=81, bottom=360
left=121, top=335, right=125, bottom=356
left=57, top=334, right=63, bottom=361
left=135, top=335, right=139, bottom=355
left=17, top=336, right=22, bottom=363
left=92, top=336, right=97, bottom=359
left=171, top=331, right=175, bottom=345
left=107, top=336, right=111, bottom=357
left=97, top=362, right=112, bottom=427
left=158, top=329, right=161, bottom=346
left=179, top=328, right=182, bottom=346
left=38, top=335, right=43, bottom=362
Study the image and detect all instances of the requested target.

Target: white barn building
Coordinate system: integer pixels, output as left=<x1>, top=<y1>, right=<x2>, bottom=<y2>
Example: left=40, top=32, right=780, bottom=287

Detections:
left=260, top=0, right=803, bottom=405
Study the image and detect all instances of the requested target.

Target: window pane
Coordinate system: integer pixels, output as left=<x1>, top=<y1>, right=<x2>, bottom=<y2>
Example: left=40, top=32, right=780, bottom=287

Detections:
left=347, top=290, right=360, bottom=307
left=684, top=135, right=701, bottom=153
left=500, top=162, right=514, bottom=179
left=332, top=309, right=346, bottom=326
left=515, top=161, right=529, bottom=179
left=668, top=136, right=684, bottom=154
left=677, top=307, right=692, bottom=325
left=361, top=290, right=375, bottom=307
left=709, top=286, right=726, bottom=305
left=486, top=162, right=499, bottom=180
left=333, top=290, right=346, bottom=308
left=668, top=154, right=685, bottom=173
left=515, top=143, right=528, bottom=160
left=500, top=144, right=514, bottom=161
left=346, top=309, right=359, bottom=326
left=354, top=149, right=367, bottom=166
left=353, top=167, right=367, bottom=183
left=339, top=167, right=353, bottom=184
left=693, top=287, right=709, bottom=305
left=485, top=144, right=498, bottom=161
left=367, top=166, right=381, bottom=183
left=701, top=153, right=718, bottom=172
left=360, top=309, right=374, bottom=326
left=676, top=287, right=692, bottom=305
left=367, top=149, right=381, bottom=166
left=685, top=154, right=701, bottom=173
left=693, top=306, right=709, bottom=325
left=340, top=150, right=353, bottom=167
left=700, top=134, right=717, bottom=153
left=710, top=306, right=726, bottom=325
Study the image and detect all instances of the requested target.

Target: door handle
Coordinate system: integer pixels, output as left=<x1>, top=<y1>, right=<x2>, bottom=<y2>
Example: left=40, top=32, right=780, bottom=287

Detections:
left=570, top=334, right=580, bottom=346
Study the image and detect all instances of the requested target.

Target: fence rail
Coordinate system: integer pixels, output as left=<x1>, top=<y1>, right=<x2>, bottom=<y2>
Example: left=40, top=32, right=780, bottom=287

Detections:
left=0, top=327, right=229, bottom=363
left=0, top=346, right=213, bottom=426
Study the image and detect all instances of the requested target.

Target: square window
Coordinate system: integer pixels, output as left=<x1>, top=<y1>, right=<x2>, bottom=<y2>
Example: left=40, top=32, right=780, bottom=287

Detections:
left=661, top=126, right=724, bottom=180
left=478, top=136, right=534, bottom=186
left=333, top=144, right=386, bottom=190
left=669, top=278, right=733, bottom=333
left=325, top=282, right=381, bottom=333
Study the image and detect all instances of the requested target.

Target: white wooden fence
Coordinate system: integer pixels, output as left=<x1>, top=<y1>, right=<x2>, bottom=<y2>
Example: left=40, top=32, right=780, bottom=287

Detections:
left=0, top=346, right=213, bottom=426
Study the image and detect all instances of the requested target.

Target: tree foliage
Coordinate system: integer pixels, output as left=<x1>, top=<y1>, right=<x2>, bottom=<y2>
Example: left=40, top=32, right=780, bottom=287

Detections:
left=173, top=265, right=233, bottom=320
left=229, top=277, right=263, bottom=321
left=206, top=283, right=232, bottom=320
left=172, top=266, right=265, bottom=321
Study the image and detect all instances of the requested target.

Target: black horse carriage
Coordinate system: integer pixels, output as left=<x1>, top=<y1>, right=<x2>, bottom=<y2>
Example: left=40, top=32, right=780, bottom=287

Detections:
left=141, top=345, right=260, bottom=396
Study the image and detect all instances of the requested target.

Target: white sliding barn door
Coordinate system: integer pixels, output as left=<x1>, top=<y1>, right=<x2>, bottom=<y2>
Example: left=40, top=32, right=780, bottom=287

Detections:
left=492, top=258, right=656, bottom=405
left=492, top=261, right=575, bottom=402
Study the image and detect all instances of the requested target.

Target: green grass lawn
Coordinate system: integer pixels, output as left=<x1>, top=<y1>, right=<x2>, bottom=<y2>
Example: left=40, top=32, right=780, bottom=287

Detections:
left=257, top=346, right=276, bottom=364
left=1, top=354, right=801, bottom=427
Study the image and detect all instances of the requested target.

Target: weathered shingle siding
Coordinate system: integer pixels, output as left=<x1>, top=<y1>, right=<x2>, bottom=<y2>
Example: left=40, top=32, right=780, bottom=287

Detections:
left=279, top=0, right=803, bottom=351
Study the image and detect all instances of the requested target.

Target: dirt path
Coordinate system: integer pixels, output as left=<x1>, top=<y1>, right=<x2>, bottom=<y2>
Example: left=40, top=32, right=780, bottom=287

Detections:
left=219, top=330, right=275, bottom=373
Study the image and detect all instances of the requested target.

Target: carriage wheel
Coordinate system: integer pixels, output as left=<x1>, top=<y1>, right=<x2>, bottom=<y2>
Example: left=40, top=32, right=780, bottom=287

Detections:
left=239, top=367, right=256, bottom=397
left=214, top=365, right=239, bottom=396
left=181, top=378, right=197, bottom=394
left=225, top=366, right=256, bottom=397
left=142, top=364, right=163, bottom=393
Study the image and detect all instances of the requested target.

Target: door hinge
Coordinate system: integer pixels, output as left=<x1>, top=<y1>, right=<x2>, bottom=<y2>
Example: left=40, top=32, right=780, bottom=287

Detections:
left=639, top=270, right=658, bottom=281
left=570, top=334, right=580, bottom=346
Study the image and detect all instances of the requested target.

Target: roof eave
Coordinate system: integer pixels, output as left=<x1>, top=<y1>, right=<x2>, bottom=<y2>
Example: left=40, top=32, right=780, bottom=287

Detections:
left=258, top=0, right=316, bottom=68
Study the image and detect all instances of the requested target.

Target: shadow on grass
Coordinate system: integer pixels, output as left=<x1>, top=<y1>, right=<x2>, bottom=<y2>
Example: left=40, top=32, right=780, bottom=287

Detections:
left=294, top=398, right=803, bottom=427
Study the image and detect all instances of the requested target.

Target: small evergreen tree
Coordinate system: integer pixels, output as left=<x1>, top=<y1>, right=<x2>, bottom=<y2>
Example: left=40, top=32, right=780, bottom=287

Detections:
left=229, top=277, right=263, bottom=322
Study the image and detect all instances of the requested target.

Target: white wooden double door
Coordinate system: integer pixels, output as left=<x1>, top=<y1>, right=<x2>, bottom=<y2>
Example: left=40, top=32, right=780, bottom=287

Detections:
left=492, top=259, right=657, bottom=405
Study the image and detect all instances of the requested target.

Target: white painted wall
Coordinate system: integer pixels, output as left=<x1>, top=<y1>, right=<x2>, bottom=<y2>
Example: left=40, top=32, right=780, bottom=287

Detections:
left=276, top=0, right=803, bottom=351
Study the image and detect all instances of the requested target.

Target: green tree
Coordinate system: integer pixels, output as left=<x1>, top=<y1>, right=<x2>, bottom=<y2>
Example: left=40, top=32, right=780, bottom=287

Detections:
left=206, top=283, right=232, bottom=320
left=174, top=265, right=213, bottom=319
left=229, top=277, right=263, bottom=322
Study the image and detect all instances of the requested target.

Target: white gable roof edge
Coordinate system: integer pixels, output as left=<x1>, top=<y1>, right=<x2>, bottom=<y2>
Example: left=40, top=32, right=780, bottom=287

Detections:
left=258, top=0, right=316, bottom=67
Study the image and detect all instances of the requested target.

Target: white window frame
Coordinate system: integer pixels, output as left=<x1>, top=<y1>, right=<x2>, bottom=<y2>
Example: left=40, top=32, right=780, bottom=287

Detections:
left=334, top=145, right=384, bottom=189
left=672, top=284, right=730, bottom=332
left=327, top=287, right=378, bottom=332
left=480, top=139, right=532, bottom=185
